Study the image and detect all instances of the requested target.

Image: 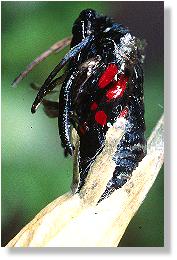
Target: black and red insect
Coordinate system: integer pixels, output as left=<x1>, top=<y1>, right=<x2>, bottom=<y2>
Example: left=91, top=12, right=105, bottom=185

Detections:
left=13, top=9, right=147, bottom=201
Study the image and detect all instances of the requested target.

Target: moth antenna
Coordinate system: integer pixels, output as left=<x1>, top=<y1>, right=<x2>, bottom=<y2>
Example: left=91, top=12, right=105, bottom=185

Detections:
left=11, top=37, right=71, bottom=87
left=30, top=82, right=59, bottom=93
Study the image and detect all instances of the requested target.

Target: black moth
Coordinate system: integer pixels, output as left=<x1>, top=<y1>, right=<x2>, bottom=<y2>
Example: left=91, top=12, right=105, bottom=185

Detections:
left=14, top=9, right=147, bottom=201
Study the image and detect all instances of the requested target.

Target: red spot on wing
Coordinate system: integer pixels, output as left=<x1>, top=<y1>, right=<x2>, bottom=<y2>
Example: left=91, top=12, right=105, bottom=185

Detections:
left=79, top=122, right=89, bottom=135
left=95, top=110, right=107, bottom=126
left=119, top=107, right=128, bottom=118
left=98, top=64, right=118, bottom=89
left=90, top=102, right=98, bottom=111
left=79, top=126, right=85, bottom=135
left=106, top=74, right=128, bottom=100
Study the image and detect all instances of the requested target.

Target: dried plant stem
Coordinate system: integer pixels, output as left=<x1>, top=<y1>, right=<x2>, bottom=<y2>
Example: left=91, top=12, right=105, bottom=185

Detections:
left=6, top=114, right=164, bottom=247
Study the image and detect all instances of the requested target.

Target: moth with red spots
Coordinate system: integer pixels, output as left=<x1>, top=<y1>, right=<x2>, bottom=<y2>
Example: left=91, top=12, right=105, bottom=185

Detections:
left=13, top=9, right=147, bottom=201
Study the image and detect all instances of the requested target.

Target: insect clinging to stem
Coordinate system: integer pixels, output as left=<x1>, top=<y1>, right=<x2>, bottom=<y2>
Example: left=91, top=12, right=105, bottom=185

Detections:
left=12, top=9, right=147, bottom=201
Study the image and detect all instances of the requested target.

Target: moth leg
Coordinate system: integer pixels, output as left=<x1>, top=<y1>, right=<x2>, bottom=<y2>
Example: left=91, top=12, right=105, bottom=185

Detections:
left=58, top=70, right=80, bottom=156
left=59, top=57, right=103, bottom=156
left=42, top=100, right=59, bottom=118
left=31, top=35, right=94, bottom=113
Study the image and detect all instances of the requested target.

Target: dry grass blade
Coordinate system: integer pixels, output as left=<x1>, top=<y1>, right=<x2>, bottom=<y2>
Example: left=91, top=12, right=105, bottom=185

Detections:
left=12, top=37, right=71, bottom=87
left=6, top=114, right=164, bottom=247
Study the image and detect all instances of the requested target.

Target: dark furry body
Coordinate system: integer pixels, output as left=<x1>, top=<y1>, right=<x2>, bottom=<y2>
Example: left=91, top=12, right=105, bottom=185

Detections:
left=57, top=10, right=146, bottom=199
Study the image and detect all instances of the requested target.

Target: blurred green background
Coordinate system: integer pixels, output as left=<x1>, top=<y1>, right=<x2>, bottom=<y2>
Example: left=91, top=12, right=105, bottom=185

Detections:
left=1, top=1, right=164, bottom=246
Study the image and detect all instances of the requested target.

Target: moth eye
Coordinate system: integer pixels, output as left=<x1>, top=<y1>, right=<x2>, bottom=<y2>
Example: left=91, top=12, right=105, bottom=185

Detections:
left=90, top=102, right=98, bottom=111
